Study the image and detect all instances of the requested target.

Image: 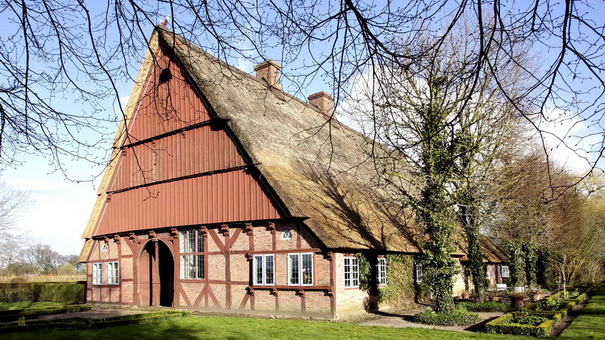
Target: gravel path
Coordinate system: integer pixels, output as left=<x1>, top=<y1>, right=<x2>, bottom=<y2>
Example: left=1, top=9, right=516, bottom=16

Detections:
left=357, top=307, right=504, bottom=333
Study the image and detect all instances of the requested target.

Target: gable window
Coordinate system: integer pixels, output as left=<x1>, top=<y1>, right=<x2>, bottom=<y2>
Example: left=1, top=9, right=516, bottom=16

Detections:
left=288, top=253, right=313, bottom=285
left=253, top=254, right=275, bottom=285
left=180, top=229, right=204, bottom=279
left=281, top=229, right=292, bottom=240
left=415, top=262, right=423, bottom=283
left=107, top=261, right=119, bottom=285
left=344, top=256, right=359, bottom=288
left=377, top=257, right=387, bottom=286
left=500, top=265, right=510, bottom=278
left=92, top=263, right=103, bottom=285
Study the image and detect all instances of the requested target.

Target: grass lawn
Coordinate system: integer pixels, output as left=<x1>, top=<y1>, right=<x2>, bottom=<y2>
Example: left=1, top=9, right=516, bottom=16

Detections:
left=560, top=284, right=605, bottom=339
left=0, top=302, right=66, bottom=311
left=0, top=315, right=535, bottom=340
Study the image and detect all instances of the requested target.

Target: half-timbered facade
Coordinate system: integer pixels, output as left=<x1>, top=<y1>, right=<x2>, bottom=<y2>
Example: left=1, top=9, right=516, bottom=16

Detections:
left=80, top=26, right=506, bottom=318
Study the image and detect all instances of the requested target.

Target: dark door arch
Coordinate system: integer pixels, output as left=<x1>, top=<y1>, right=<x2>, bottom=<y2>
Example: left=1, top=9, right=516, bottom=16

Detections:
left=138, top=240, right=174, bottom=307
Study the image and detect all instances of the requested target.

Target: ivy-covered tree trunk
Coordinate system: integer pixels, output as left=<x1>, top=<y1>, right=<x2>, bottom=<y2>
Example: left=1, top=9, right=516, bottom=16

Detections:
left=507, top=241, right=526, bottom=287
left=456, top=132, right=487, bottom=303
left=465, top=218, right=486, bottom=302
left=418, top=98, right=457, bottom=314
left=524, top=243, right=538, bottom=288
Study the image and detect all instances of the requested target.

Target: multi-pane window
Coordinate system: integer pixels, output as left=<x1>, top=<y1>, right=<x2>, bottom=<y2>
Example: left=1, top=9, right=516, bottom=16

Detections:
left=377, top=257, right=387, bottom=286
left=415, top=262, right=423, bottom=283
left=288, top=253, right=313, bottom=285
left=487, top=265, right=496, bottom=279
left=180, top=229, right=204, bottom=279
left=92, top=263, right=102, bottom=285
left=253, top=254, right=275, bottom=285
left=344, top=256, right=359, bottom=288
left=107, top=261, right=119, bottom=285
left=500, top=265, right=510, bottom=278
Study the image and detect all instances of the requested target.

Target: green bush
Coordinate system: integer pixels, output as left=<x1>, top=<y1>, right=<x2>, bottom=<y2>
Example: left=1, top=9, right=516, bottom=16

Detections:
left=413, top=307, right=481, bottom=326
left=0, top=305, right=91, bottom=323
left=456, top=301, right=510, bottom=312
left=485, top=312, right=556, bottom=337
left=0, top=283, right=84, bottom=304
left=514, top=314, right=549, bottom=326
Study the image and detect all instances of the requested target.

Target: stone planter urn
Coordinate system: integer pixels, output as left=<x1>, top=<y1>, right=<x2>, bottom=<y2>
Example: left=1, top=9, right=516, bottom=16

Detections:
left=510, top=294, right=526, bottom=310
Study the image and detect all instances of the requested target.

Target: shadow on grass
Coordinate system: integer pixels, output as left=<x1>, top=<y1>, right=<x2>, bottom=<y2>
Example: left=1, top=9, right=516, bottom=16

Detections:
left=464, top=316, right=500, bottom=332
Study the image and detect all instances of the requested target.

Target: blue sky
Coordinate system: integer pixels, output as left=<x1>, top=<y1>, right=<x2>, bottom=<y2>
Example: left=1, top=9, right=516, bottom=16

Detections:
left=1, top=1, right=603, bottom=256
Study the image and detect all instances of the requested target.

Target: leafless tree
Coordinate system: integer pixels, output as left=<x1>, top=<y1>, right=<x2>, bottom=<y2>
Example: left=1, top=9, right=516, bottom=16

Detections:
left=0, top=1, right=603, bottom=179
left=0, top=181, right=28, bottom=237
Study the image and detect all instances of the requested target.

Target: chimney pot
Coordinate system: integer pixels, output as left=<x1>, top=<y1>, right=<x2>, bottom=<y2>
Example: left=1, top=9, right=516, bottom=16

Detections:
left=254, top=60, right=281, bottom=89
left=308, top=91, right=334, bottom=115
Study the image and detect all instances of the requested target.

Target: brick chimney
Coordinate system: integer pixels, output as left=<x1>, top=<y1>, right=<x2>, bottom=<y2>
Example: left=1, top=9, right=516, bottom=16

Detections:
left=308, top=91, right=334, bottom=115
left=254, top=60, right=281, bottom=89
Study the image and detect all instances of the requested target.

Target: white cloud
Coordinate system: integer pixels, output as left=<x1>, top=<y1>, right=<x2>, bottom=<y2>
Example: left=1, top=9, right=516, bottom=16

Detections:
left=538, top=108, right=598, bottom=174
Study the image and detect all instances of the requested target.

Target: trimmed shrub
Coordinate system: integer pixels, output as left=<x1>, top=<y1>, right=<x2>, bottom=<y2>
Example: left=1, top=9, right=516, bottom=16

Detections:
left=0, top=305, right=92, bottom=323
left=457, top=301, right=510, bottom=312
left=485, top=312, right=556, bottom=337
left=0, top=283, right=84, bottom=304
left=515, top=314, right=548, bottom=326
left=413, top=307, right=481, bottom=326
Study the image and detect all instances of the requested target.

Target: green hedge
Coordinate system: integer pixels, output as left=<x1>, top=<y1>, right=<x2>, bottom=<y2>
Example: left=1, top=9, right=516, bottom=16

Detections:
left=525, top=300, right=576, bottom=317
left=413, top=307, right=481, bottom=326
left=0, top=305, right=92, bottom=323
left=456, top=301, right=510, bottom=312
left=485, top=312, right=556, bottom=337
left=0, top=283, right=84, bottom=304
left=0, top=311, right=189, bottom=332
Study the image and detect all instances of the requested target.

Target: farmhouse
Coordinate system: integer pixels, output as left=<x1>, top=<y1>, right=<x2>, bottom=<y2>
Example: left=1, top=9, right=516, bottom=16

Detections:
left=79, top=26, right=507, bottom=318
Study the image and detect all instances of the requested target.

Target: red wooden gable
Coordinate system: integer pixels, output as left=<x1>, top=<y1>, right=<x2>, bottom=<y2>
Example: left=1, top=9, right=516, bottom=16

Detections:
left=92, top=45, right=282, bottom=236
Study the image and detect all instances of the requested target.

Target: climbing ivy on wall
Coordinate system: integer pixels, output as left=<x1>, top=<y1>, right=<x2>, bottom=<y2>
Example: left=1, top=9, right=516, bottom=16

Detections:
left=356, top=253, right=372, bottom=291
left=355, top=253, right=416, bottom=308
left=380, top=254, right=416, bottom=307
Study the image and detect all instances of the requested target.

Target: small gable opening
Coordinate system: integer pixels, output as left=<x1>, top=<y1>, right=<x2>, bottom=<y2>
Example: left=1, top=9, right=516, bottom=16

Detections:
left=159, top=68, right=172, bottom=84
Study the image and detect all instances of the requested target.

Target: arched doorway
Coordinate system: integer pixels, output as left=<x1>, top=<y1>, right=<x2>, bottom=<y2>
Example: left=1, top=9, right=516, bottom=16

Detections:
left=138, top=240, right=174, bottom=307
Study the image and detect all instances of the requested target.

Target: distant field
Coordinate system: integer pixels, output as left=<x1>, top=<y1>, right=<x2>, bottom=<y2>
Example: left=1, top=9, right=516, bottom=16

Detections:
left=0, top=275, right=86, bottom=283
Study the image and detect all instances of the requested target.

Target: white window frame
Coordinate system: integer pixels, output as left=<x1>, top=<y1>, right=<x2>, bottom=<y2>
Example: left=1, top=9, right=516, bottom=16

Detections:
left=180, top=229, right=205, bottom=280
left=288, top=253, right=313, bottom=286
left=344, top=256, right=359, bottom=288
left=415, top=262, right=423, bottom=283
left=107, top=261, right=119, bottom=285
left=253, top=254, right=275, bottom=286
left=377, top=257, right=387, bottom=286
left=92, top=262, right=103, bottom=285
left=500, top=265, right=510, bottom=278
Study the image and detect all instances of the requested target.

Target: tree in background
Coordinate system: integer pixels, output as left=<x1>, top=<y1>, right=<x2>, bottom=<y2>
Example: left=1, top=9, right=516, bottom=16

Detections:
left=343, top=16, right=530, bottom=311
left=489, top=152, right=605, bottom=287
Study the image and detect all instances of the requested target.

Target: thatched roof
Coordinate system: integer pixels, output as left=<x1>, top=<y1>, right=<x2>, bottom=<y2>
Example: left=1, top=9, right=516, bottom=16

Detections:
left=458, top=236, right=509, bottom=264
left=156, top=27, right=421, bottom=253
